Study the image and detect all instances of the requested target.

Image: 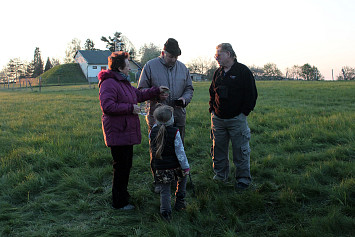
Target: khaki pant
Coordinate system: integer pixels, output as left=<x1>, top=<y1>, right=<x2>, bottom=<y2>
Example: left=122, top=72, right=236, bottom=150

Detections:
left=210, top=113, right=251, bottom=185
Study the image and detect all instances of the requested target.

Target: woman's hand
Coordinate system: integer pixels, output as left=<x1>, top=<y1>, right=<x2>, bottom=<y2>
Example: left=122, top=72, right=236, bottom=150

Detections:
left=159, top=86, right=169, bottom=101
left=159, top=86, right=169, bottom=93
left=133, top=104, right=140, bottom=114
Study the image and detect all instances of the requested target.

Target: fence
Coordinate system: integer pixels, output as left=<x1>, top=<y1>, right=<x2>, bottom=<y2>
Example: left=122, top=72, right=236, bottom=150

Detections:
left=0, top=77, right=93, bottom=91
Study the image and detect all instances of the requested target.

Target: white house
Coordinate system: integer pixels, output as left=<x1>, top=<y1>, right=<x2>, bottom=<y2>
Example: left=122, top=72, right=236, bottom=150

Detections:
left=74, top=50, right=142, bottom=83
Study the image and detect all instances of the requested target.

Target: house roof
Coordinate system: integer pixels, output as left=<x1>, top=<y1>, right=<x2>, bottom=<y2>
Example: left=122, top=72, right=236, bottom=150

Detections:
left=75, top=50, right=142, bottom=68
left=75, top=50, right=112, bottom=64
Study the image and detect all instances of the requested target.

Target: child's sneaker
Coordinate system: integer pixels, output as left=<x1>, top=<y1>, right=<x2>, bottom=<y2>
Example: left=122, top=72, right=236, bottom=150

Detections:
left=235, top=182, right=249, bottom=191
left=112, top=204, right=135, bottom=210
left=119, top=204, right=135, bottom=210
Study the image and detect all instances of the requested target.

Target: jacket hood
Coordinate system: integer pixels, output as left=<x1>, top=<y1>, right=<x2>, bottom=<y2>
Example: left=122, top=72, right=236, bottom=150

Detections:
left=98, top=70, right=125, bottom=87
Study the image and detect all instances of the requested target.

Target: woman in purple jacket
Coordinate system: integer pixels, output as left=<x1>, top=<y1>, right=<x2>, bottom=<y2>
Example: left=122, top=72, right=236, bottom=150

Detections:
left=98, top=51, right=167, bottom=210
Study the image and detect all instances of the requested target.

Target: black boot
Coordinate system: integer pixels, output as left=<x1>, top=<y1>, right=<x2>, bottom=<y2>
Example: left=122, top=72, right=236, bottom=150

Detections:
left=161, top=211, right=172, bottom=222
left=174, top=193, right=186, bottom=211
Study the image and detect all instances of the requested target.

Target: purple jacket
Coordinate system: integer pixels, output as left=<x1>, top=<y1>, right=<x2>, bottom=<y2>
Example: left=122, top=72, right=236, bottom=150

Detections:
left=98, top=70, right=160, bottom=147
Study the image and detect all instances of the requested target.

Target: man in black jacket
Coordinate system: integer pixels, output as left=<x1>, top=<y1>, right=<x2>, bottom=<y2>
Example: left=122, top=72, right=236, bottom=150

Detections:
left=209, top=43, right=258, bottom=190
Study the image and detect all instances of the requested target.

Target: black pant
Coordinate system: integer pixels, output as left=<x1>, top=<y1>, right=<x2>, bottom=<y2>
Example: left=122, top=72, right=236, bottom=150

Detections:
left=110, top=145, right=133, bottom=208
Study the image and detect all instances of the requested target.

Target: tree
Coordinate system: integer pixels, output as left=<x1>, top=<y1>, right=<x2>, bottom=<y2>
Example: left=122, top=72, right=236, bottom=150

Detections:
left=286, top=65, right=302, bottom=80
left=51, top=58, right=61, bottom=67
left=84, top=39, right=96, bottom=50
left=337, top=66, right=355, bottom=80
left=205, top=61, right=219, bottom=80
left=32, top=47, right=44, bottom=77
left=249, top=65, right=264, bottom=78
left=25, top=61, right=34, bottom=78
left=101, top=32, right=137, bottom=59
left=0, top=68, right=7, bottom=83
left=121, top=35, right=137, bottom=60
left=187, top=57, right=215, bottom=75
left=263, top=63, right=282, bottom=77
left=101, top=32, right=124, bottom=52
left=44, top=57, right=53, bottom=72
left=64, top=38, right=81, bottom=63
left=138, top=43, right=161, bottom=66
left=7, top=58, right=22, bottom=81
left=300, top=63, right=323, bottom=81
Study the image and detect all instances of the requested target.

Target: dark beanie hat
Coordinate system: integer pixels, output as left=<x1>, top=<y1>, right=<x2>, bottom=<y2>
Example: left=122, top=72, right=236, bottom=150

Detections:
left=163, top=38, right=181, bottom=56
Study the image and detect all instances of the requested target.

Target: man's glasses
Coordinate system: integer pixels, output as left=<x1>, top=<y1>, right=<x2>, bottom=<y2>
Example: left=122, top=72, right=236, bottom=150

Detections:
left=214, top=51, right=227, bottom=59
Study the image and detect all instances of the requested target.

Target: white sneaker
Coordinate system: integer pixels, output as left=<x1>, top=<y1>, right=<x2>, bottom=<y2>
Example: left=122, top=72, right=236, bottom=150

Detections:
left=118, top=204, right=135, bottom=210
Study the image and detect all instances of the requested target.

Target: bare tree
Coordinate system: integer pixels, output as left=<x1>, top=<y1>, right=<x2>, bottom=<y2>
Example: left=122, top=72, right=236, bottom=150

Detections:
left=121, top=35, right=137, bottom=60
left=64, top=38, right=81, bottom=63
left=51, top=58, right=61, bottom=67
left=249, top=65, right=264, bottom=78
left=337, top=66, right=355, bottom=80
left=287, top=65, right=302, bottom=80
left=187, top=57, right=215, bottom=75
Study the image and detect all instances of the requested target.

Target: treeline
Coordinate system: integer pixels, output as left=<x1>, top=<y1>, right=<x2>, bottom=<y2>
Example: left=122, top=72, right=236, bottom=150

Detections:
left=0, top=47, right=60, bottom=83
left=0, top=32, right=143, bottom=83
left=1, top=31, right=355, bottom=83
left=187, top=60, right=355, bottom=81
left=250, top=63, right=324, bottom=81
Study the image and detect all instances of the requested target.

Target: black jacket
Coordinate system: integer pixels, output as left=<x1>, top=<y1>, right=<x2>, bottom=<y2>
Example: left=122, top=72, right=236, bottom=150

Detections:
left=150, top=126, right=180, bottom=170
left=209, top=60, right=258, bottom=119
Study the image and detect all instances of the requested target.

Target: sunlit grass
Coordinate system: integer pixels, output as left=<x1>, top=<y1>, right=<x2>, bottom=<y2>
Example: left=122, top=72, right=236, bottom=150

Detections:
left=1, top=81, right=355, bottom=236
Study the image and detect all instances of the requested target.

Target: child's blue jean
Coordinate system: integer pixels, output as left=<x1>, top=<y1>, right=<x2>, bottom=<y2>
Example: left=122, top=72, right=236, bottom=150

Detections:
left=158, top=176, right=187, bottom=213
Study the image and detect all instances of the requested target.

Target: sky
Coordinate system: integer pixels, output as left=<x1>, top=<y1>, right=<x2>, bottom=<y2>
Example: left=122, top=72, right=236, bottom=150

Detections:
left=1, top=0, right=354, bottom=80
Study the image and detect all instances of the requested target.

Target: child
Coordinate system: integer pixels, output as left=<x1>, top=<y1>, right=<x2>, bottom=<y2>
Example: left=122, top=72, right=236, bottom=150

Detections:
left=149, top=105, right=190, bottom=221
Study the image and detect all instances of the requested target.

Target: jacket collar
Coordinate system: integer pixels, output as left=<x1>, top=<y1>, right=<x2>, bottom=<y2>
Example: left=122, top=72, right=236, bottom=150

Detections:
left=159, top=56, right=175, bottom=69
left=98, top=70, right=129, bottom=87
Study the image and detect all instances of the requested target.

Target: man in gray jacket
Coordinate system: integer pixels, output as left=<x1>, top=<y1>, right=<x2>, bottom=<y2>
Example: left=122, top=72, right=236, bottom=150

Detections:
left=138, top=38, right=194, bottom=142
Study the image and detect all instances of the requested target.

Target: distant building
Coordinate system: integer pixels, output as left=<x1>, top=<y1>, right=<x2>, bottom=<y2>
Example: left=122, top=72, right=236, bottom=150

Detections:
left=74, top=50, right=141, bottom=83
left=190, top=73, right=206, bottom=82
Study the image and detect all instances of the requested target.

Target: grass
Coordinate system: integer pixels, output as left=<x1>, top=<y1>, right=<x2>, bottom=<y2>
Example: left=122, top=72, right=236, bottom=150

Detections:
left=0, top=81, right=354, bottom=236
left=39, top=63, right=87, bottom=85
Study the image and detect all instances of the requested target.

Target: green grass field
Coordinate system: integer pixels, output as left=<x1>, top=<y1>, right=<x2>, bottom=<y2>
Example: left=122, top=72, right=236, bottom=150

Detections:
left=1, top=81, right=354, bottom=236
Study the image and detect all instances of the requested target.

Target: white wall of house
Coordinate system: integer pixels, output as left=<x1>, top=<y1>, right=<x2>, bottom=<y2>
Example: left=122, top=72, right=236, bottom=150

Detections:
left=75, top=52, right=108, bottom=82
left=75, top=52, right=89, bottom=79
left=88, top=65, right=107, bottom=82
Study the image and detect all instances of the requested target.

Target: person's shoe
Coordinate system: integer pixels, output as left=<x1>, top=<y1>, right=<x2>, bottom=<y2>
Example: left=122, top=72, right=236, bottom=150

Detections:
left=174, top=199, right=186, bottom=211
left=160, top=211, right=172, bottom=222
left=113, top=204, right=135, bottom=210
left=213, top=175, right=228, bottom=183
left=235, top=182, right=249, bottom=191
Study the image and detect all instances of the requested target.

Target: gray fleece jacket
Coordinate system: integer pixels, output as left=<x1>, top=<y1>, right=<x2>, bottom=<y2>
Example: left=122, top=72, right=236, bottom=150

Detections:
left=138, top=56, right=194, bottom=127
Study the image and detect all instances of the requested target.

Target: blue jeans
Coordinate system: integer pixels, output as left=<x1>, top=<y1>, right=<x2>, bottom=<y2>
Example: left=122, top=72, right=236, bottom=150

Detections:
left=211, top=113, right=251, bottom=184
left=158, top=175, right=187, bottom=213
